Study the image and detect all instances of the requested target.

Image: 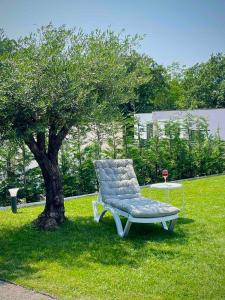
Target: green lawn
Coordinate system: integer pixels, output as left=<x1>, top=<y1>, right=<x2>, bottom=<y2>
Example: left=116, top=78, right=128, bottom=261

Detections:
left=0, top=176, right=225, bottom=300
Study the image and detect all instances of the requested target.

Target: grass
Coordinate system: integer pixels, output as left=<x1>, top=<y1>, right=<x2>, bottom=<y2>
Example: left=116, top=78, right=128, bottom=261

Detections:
left=0, top=176, right=225, bottom=300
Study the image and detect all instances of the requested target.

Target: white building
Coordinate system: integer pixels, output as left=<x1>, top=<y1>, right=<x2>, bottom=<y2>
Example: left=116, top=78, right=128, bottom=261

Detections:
left=135, top=108, right=225, bottom=140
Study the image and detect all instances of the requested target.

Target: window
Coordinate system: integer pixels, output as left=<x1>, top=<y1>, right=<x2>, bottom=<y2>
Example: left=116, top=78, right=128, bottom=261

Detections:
left=146, top=122, right=153, bottom=139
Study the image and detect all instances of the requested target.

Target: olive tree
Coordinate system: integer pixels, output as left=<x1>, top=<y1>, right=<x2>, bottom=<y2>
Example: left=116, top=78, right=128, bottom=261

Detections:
left=0, top=25, right=143, bottom=229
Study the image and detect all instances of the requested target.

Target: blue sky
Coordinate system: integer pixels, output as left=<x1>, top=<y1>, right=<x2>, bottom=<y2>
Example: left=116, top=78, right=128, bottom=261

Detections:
left=1, top=0, right=225, bottom=66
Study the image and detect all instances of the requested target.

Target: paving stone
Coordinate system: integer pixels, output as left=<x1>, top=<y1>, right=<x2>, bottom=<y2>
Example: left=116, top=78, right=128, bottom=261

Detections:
left=0, top=280, right=55, bottom=300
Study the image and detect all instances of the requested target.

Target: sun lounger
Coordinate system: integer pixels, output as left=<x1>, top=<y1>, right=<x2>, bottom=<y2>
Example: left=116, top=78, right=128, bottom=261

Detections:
left=93, top=159, right=180, bottom=237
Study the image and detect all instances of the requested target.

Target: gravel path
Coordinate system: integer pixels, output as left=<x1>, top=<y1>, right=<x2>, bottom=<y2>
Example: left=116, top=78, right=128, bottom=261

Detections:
left=0, top=280, right=56, bottom=300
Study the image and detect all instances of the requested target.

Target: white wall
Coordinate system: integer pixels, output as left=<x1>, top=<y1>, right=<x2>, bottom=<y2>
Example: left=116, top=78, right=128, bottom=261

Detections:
left=136, top=109, right=225, bottom=140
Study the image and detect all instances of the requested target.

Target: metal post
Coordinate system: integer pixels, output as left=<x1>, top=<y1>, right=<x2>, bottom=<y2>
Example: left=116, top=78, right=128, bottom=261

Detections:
left=11, top=196, right=17, bottom=213
left=8, top=188, right=19, bottom=214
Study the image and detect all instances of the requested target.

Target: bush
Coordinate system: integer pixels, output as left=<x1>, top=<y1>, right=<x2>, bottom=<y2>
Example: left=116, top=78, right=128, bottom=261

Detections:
left=0, top=115, right=224, bottom=206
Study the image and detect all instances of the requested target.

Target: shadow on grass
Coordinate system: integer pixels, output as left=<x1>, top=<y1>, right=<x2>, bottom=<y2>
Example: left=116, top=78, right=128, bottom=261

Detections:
left=0, top=213, right=188, bottom=282
left=178, top=217, right=195, bottom=225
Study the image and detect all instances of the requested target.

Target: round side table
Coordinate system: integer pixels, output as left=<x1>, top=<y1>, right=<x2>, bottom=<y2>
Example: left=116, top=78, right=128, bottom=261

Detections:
left=150, top=182, right=185, bottom=215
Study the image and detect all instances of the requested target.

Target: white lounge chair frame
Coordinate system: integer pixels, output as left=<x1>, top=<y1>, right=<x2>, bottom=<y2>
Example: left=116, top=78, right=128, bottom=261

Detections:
left=93, top=193, right=178, bottom=238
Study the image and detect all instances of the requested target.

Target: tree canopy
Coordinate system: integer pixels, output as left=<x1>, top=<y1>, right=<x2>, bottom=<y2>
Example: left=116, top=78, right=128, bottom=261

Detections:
left=0, top=25, right=144, bottom=141
left=0, top=29, right=17, bottom=56
left=166, top=54, right=225, bottom=109
left=182, top=53, right=225, bottom=108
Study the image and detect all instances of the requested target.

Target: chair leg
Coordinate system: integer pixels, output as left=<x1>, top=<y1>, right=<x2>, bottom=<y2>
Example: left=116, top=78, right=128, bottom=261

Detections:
left=168, top=219, right=177, bottom=232
left=92, top=201, right=107, bottom=222
left=111, top=210, right=132, bottom=238
left=112, top=211, right=125, bottom=237
left=93, top=202, right=132, bottom=237
left=162, top=219, right=177, bottom=232
left=161, top=221, right=168, bottom=230
left=123, top=220, right=132, bottom=237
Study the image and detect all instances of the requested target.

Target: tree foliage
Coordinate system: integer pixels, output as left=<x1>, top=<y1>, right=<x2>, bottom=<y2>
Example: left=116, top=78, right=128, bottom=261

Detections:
left=175, top=54, right=225, bottom=109
left=0, top=29, right=17, bottom=56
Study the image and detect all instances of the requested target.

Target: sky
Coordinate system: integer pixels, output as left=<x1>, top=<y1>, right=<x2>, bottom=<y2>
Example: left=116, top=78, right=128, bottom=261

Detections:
left=1, top=0, right=225, bottom=66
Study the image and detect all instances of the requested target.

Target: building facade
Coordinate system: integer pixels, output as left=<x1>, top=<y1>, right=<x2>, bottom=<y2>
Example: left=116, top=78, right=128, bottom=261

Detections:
left=135, top=108, right=225, bottom=140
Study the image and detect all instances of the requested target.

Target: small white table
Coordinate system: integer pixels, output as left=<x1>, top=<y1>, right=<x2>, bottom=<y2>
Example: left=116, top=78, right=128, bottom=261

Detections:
left=150, top=182, right=185, bottom=214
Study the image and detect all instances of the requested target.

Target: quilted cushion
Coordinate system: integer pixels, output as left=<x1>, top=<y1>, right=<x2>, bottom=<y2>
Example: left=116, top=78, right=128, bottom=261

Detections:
left=105, top=197, right=180, bottom=218
left=94, top=159, right=140, bottom=201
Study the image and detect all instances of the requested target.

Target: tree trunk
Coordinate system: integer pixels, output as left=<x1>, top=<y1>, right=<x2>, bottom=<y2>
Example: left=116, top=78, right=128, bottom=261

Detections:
left=25, top=133, right=66, bottom=230
left=33, top=159, right=65, bottom=230
left=21, top=143, right=27, bottom=195
left=24, top=124, right=72, bottom=229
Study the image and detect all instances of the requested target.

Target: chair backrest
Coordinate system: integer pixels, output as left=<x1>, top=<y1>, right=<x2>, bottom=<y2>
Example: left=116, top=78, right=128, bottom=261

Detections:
left=94, top=159, right=140, bottom=202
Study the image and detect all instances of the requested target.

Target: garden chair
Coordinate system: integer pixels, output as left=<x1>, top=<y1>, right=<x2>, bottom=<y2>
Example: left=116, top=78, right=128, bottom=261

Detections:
left=93, top=159, right=180, bottom=237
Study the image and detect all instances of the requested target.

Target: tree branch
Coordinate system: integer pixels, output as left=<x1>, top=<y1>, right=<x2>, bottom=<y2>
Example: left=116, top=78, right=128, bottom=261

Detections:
left=56, top=124, right=71, bottom=145
left=37, top=132, right=46, bottom=152
left=48, top=122, right=73, bottom=161
left=24, top=135, right=40, bottom=159
left=24, top=134, right=50, bottom=169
